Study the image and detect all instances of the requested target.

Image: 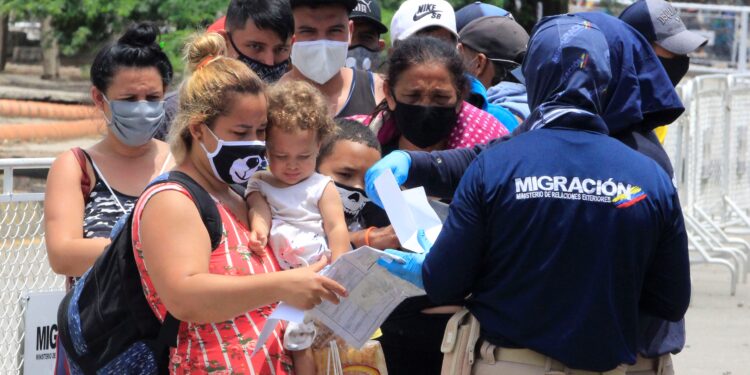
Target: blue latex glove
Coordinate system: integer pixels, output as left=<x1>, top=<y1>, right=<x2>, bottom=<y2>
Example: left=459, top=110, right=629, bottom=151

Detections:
left=365, top=150, right=412, bottom=208
left=416, top=229, right=433, bottom=253
left=377, top=249, right=425, bottom=289
left=377, top=230, right=432, bottom=289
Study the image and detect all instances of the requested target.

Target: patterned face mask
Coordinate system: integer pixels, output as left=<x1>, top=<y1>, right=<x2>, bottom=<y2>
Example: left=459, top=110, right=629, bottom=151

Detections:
left=199, top=126, right=267, bottom=185
left=228, top=33, right=289, bottom=83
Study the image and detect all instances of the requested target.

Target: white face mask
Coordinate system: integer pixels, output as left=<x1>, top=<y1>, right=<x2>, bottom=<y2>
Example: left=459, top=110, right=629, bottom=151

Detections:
left=291, top=40, right=349, bottom=84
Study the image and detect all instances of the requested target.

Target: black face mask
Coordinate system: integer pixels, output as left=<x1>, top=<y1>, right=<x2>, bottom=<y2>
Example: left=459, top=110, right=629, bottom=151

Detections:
left=334, top=182, right=370, bottom=230
left=658, top=55, right=690, bottom=87
left=392, top=99, right=458, bottom=149
left=228, top=34, right=289, bottom=83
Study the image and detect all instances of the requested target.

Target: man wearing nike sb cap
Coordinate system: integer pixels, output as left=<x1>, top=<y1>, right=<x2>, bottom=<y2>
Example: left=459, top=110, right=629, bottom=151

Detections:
left=390, top=0, right=458, bottom=46
left=620, top=0, right=707, bottom=86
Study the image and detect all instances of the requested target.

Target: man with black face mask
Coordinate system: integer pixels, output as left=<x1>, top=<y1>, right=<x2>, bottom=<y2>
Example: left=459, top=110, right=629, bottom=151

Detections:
left=221, top=0, right=294, bottom=83
left=156, top=0, right=294, bottom=140
left=620, top=0, right=708, bottom=144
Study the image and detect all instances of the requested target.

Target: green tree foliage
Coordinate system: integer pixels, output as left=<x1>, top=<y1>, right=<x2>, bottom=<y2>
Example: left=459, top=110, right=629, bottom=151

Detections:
left=1, top=0, right=225, bottom=57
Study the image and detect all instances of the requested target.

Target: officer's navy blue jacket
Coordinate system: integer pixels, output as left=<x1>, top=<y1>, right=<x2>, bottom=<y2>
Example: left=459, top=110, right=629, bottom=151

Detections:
left=405, top=12, right=689, bottom=359
left=421, top=16, right=690, bottom=371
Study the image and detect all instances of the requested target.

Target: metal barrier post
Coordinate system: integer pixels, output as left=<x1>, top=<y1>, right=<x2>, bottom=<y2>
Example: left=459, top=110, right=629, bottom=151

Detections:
left=740, top=10, right=748, bottom=71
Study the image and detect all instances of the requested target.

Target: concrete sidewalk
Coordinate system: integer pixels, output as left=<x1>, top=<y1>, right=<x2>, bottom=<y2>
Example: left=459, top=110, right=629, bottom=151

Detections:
left=0, top=137, right=98, bottom=158
left=673, top=264, right=750, bottom=375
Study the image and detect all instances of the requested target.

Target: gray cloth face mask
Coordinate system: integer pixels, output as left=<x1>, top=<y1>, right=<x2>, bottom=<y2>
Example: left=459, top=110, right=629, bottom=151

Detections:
left=345, top=45, right=382, bottom=71
left=103, top=96, right=165, bottom=147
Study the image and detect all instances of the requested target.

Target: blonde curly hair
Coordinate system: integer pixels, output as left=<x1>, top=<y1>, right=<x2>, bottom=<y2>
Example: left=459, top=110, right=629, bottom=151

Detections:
left=168, top=32, right=266, bottom=162
left=265, top=80, right=335, bottom=143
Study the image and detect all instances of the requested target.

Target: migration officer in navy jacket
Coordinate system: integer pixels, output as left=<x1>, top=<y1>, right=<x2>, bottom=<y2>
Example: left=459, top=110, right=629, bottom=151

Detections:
left=378, top=15, right=690, bottom=373
left=369, top=13, right=689, bottom=372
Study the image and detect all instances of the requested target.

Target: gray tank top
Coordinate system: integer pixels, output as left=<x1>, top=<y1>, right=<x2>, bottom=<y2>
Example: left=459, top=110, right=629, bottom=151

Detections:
left=335, top=68, right=377, bottom=118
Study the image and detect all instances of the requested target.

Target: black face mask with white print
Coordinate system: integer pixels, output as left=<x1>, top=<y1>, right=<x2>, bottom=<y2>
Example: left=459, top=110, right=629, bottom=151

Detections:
left=200, top=126, right=268, bottom=185
left=334, top=182, right=371, bottom=230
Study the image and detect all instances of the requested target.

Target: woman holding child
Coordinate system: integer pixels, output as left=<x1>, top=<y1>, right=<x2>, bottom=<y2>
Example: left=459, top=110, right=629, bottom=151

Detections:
left=133, top=33, right=347, bottom=374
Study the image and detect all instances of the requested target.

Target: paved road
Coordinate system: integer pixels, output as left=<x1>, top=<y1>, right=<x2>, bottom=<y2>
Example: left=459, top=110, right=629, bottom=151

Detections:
left=674, top=263, right=750, bottom=375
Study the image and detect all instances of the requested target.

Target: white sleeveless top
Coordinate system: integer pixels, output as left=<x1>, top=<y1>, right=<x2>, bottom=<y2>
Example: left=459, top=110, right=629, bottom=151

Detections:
left=246, top=172, right=332, bottom=269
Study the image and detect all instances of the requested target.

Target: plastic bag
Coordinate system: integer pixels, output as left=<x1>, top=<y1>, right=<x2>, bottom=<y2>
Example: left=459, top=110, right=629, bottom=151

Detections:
left=313, top=339, right=388, bottom=375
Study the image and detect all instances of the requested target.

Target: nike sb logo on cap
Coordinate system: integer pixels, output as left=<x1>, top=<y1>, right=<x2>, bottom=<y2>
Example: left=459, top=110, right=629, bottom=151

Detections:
left=413, top=3, right=443, bottom=21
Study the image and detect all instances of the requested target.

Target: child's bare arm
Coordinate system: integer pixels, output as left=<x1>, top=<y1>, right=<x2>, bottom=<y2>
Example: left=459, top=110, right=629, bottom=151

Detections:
left=246, top=191, right=272, bottom=252
left=319, top=181, right=350, bottom=262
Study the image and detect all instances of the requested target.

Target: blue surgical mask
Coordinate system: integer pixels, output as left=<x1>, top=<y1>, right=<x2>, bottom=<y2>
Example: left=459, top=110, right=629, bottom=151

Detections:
left=199, top=126, right=267, bottom=185
left=103, top=96, right=165, bottom=147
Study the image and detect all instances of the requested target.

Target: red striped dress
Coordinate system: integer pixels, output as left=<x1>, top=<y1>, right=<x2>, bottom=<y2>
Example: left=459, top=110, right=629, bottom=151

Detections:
left=132, top=183, right=293, bottom=375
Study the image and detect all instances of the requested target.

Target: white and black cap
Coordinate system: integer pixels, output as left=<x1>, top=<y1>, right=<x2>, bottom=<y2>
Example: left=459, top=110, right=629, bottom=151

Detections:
left=390, top=0, right=457, bottom=46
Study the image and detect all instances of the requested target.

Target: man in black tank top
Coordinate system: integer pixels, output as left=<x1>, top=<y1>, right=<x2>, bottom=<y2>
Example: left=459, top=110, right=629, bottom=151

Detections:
left=284, top=0, right=385, bottom=118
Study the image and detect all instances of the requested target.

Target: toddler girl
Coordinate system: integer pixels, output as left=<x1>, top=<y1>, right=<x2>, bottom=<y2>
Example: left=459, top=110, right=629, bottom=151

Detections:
left=245, top=80, right=349, bottom=374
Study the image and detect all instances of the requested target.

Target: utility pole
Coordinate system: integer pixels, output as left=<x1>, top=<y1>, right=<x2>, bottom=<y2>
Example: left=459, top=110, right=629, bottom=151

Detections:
left=0, top=14, right=8, bottom=71
left=40, top=15, right=59, bottom=80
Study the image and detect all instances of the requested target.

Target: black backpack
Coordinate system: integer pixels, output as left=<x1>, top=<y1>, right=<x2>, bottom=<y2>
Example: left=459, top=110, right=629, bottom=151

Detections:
left=57, top=171, right=223, bottom=374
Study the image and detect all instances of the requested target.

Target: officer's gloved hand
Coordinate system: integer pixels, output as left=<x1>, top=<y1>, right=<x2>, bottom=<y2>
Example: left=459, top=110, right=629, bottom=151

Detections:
left=365, top=151, right=412, bottom=208
left=377, top=230, right=432, bottom=289
left=377, top=249, right=425, bottom=289
left=415, top=229, right=433, bottom=253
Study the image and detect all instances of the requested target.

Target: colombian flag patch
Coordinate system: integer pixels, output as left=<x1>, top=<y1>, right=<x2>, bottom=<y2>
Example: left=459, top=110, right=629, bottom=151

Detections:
left=613, top=186, right=647, bottom=208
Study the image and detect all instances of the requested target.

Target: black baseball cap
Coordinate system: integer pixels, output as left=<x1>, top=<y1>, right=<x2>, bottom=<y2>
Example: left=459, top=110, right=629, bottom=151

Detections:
left=620, top=0, right=707, bottom=55
left=459, top=16, right=528, bottom=65
left=350, top=0, right=388, bottom=34
left=290, top=0, right=358, bottom=13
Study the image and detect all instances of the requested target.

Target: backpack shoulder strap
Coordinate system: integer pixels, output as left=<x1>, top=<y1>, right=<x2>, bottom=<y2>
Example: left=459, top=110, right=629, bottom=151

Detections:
left=152, top=171, right=223, bottom=250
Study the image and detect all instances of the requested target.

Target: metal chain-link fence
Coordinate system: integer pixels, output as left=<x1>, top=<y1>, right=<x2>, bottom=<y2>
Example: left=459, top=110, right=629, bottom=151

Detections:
left=0, top=159, right=64, bottom=374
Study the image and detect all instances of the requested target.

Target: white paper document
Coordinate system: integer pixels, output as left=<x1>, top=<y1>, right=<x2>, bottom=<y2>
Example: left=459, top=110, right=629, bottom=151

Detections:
left=310, top=246, right=424, bottom=348
left=373, top=169, right=443, bottom=252
left=252, top=246, right=424, bottom=354
left=251, top=302, right=305, bottom=356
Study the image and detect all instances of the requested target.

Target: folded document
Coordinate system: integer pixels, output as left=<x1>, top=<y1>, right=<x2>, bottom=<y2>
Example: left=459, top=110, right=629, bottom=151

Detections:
left=252, top=246, right=424, bottom=354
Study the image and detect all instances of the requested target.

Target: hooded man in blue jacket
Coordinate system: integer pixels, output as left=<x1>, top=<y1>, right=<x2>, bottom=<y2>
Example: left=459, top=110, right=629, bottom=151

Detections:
left=368, top=12, right=690, bottom=373
left=459, top=15, right=530, bottom=131
left=377, top=14, right=690, bottom=373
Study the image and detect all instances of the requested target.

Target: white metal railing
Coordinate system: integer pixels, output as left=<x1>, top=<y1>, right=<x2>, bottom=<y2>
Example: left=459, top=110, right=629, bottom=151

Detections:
left=669, top=73, right=750, bottom=295
left=0, top=158, right=54, bottom=203
left=0, top=158, right=64, bottom=374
